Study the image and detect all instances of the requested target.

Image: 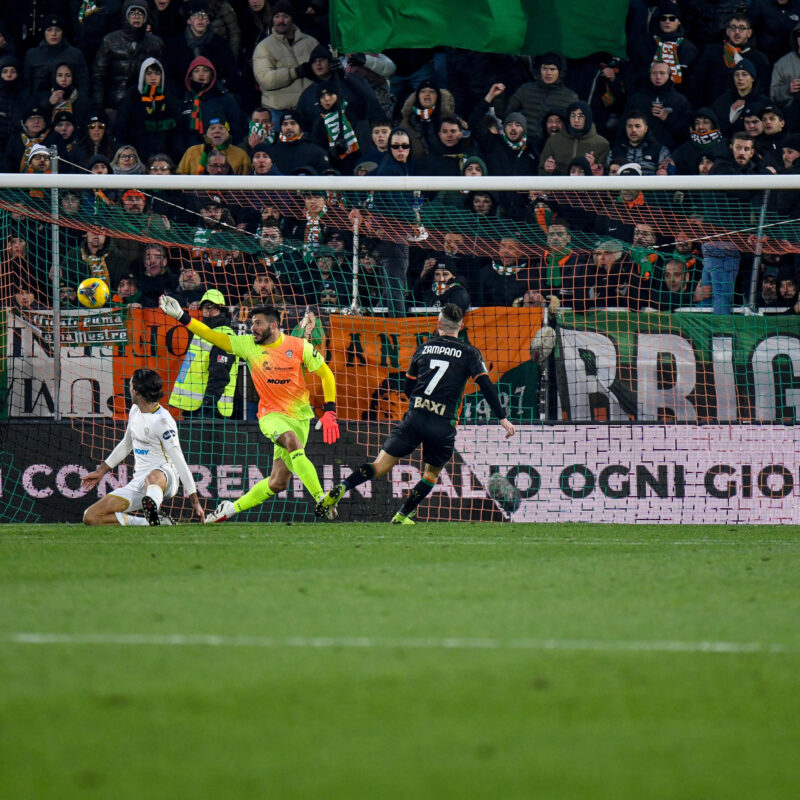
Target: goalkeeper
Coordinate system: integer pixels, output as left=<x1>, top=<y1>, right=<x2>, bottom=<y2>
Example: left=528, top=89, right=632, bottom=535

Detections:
left=160, top=297, right=340, bottom=522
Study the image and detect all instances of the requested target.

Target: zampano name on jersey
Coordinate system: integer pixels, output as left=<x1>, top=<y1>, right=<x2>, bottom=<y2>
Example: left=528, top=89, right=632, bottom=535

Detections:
left=421, top=344, right=462, bottom=358
left=413, top=396, right=446, bottom=415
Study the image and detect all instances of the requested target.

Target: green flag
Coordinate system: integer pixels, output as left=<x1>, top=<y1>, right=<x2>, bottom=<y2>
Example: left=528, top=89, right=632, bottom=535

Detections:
left=329, top=0, right=628, bottom=59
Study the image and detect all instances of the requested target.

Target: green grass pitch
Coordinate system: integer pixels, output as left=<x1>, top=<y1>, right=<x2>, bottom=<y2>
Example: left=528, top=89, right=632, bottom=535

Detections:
left=2, top=522, right=799, bottom=799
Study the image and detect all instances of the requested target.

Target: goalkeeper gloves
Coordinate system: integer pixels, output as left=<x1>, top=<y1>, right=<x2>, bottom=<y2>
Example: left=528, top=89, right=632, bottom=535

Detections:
left=160, top=295, right=190, bottom=325
left=319, top=401, right=340, bottom=444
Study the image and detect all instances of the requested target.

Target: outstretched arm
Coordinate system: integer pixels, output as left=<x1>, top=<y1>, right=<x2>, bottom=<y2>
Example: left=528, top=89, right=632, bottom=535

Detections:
left=476, top=374, right=515, bottom=438
left=160, top=296, right=233, bottom=352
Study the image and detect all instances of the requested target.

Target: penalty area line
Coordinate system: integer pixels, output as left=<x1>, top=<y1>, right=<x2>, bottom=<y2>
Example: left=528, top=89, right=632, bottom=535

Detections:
left=1, top=632, right=794, bottom=655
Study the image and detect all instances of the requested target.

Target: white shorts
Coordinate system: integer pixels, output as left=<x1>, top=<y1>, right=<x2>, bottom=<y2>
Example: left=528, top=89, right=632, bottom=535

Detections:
left=108, top=465, right=178, bottom=511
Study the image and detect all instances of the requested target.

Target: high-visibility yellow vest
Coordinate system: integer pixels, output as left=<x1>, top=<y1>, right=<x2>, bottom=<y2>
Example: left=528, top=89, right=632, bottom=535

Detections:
left=169, top=326, right=238, bottom=417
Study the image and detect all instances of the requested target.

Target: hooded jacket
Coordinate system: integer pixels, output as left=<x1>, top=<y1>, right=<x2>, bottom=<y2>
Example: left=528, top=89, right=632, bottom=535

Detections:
left=399, top=85, right=457, bottom=158
left=92, top=0, right=164, bottom=108
left=538, top=101, right=609, bottom=175
left=22, top=29, right=90, bottom=100
left=0, top=56, right=31, bottom=152
left=671, top=107, right=730, bottom=175
left=624, top=75, right=692, bottom=149
left=505, top=71, right=578, bottom=145
left=710, top=62, right=770, bottom=136
left=468, top=98, right=539, bottom=178
left=770, top=23, right=800, bottom=107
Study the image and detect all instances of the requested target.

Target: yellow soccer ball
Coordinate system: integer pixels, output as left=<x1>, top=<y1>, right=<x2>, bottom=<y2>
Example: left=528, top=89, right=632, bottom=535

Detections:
left=77, top=277, right=110, bottom=309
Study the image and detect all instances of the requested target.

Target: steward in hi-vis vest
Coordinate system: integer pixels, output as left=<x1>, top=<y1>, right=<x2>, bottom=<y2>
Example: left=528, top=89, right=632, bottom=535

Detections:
left=169, top=289, right=239, bottom=417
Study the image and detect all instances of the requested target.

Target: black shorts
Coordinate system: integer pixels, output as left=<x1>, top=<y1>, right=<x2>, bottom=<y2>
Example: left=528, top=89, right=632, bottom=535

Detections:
left=382, top=411, right=456, bottom=468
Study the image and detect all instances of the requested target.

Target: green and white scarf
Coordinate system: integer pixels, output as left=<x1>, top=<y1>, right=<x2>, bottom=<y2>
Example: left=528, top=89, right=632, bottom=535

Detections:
left=322, top=101, right=358, bottom=158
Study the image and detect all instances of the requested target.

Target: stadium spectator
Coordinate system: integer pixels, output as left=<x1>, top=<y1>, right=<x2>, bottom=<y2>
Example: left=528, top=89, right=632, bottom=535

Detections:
left=23, top=14, right=90, bottom=103
left=343, top=51, right=397, bottom=120
left=11, top=285, right=45, bottom=311
left=177, top=114, right=251, bottom=175
left=165, top=0, right=241, bottom=95
left=478, top=237, right=529, bottom=306
left=398, top=80, right=456, bottom=158
left=294, top=44, right=381, bottom=132
left=624, top=61, right=692, bottom=150
left=80, top=113, right=117, bottom=163
left=779, top=271, right=798, bottom=307
left=237, top=270, right=286, bottom=313
left=51, top=111, right=87, bottom=171
left=413, top=115, right=480, bottom=177
left=671, top=109, right=729, bottom=175
left=360, top=118, right=392, bottom=163
left=267, top=112, right=329, bottom=174
left=0, top=57, right=30, bottom=155
left=177, top=56, right=247, bottom=152
left=114, top=57, right=182, bottom=162
left=502, top=52, right=577, bottom=148
left=284, top=190, right=331, bottom=263
left=756, top=269, right=781, bottom=309
left=241, top=107, right=275, bottom=155
left=354, top=245, right=394, bottom=311
left=650, top=258, right=698, bottom=311
left=91, top=1, right=164, bottom=115
left=250, top=143, right=281, bottom=175
left=72, top=0, right=124, bottom=67
left=139, top=243, right=178, bottom=306
left=148, top=0, right=187, bottom=42
left=579, top=238, right=650, bottom=311
left=207, top=0, right=241, bottom=64
left=523, top=221, right=583, bottom=307
left=68, top=230, right=129, bottom=290
left=252, top=1, right=319, bottom=121
left=606, top=111, right=671, bottom=175
left=710, top=60, right=770, bottom=137
left=539, top=101, right=609, bottom=175
left=751, top=0, right=800, bottom=65
left=114, top=272, right=144, bottom=308
left=172, top=264, right=208, bottom=309
left=110, top=144, right=145, bottom=175
left=309, top=82, right=371, bottom=174
left=237, top=0, right=274, bottom=109
left=771, top=22, right=800, bottom=111
left=291, top=307, right=327, bottom=353
left=470, top=85, right=538, bottom=175
left=431, top=154, right=487, bottom=208
left=24, top=142, right=51, bottom=176
left=40, top=62, right=89, bottom=127
left=4, top=105, right=63, bottom=174
left=692, top=14, right=770, bottom=108
left=413, top=256, right=470, bottom=312
left=630, top=2, right=698, bottom=93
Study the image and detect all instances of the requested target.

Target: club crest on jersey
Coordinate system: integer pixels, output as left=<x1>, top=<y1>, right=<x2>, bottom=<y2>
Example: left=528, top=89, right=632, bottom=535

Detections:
left=285, top=349, right=293, bottom=358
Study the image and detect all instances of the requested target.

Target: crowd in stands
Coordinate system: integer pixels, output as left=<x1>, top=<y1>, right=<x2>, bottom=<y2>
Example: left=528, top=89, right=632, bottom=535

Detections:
left=3, top=0, right=800, bottom=319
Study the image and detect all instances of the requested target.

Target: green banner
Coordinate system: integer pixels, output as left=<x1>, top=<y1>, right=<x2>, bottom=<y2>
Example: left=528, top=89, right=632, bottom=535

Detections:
left=329, top=0, right=628, bottom=59
left=559, top=311, right=800, bottom=424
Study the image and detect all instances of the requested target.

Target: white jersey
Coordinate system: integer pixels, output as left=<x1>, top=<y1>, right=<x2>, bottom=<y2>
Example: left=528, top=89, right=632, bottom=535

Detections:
left=105, top=405, right=197, bottom=496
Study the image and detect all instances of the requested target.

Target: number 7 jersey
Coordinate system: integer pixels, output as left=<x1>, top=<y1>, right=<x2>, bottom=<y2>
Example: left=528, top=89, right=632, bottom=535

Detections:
left=406, top=335, right=489, bottom=426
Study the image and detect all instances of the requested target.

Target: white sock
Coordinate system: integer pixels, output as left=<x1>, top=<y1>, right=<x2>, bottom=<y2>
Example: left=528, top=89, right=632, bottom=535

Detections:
left=116, top=512, right=149, bottom=526
left=145, top=485, right=164, bottom=509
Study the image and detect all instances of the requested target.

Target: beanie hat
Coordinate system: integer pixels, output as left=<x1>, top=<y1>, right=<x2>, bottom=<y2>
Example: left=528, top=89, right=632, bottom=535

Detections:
left=23, top=105, right=46, bottom=121
left=43, top=14, right=66, bottom=30
left=760, top=104, right=785, bottom=120
left=27, top=144, right=50, bottom=162
left=656, top=1, right=681, bottom=19
left=52, top=110, right=75, bottom=126
left=734, top=59, right=757, bottom=80
left=310, top=44, right=334, bottom=62
left=185, top=0, right=210, bottom=17
left=207, top=115, right=229, bottom=129
left=272, top=0, right=295, bottom=16
left=126, top=2, right=148, bottom=19
left=538, top=51, right=566, bottom=72
left=504, top=112, right=528, bottom=136
left=463, top=155, right=488, bottom=174
left=782, top=133, right=800, bottom=151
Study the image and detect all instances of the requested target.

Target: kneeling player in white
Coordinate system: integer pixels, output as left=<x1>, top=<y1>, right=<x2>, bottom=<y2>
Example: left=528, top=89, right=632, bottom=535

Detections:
left=82, top=368, right=204, bottom=526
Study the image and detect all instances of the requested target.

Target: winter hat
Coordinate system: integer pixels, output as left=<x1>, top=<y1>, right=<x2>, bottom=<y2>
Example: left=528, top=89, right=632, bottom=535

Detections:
left=23, top=105, right=46, bottom=121
left=354, top=159, right=378, bottom=174
left=463, top=155, right=488, bottom=174
left=126, top=2, right=148, bottom=19
left=618, top=162, right=643, bottom=176
left=27, top=144, right=51, bottom=162
left=185, top=0, right=210, bottom=17
left=504, top=112, right=528, bottom=136
left=207, top=115, right=230, bottom=129
left=733, top=59, right=757, bottom=80
left=43, top=14, right=66, bottom=30
left=568, top=156, right=592, bottom=175
left=281, top=112, right=303, bottom=129
left=86, top=154, right=112, bottom=170
left=272, top=0, right=295, bottom=17
left=52, top=110, right=75, bottom=126
left=251, top=142, right=273, bottom=156
left=310, top=44, right=334, bottom=63
left=782, top=133, right=800, bottom=152
left=122, top=189, right=146, bottom=201
left=538, top=51, right=566, bottom=72
left=566, top=100, right=593, bottom=133
left=594, top=238, right=625, bottom=253
left=656, top=1, right=682, bottom=19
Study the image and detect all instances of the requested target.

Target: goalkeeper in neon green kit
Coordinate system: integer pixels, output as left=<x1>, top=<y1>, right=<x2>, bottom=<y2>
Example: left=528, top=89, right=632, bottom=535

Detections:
left=160, top=297, right=340, bottom=522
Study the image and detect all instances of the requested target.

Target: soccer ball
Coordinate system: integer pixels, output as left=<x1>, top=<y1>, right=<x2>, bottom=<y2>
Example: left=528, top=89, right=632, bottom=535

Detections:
left=486, top=472, right=522, bottom=513
left=77, top=278, right=110, bottom=309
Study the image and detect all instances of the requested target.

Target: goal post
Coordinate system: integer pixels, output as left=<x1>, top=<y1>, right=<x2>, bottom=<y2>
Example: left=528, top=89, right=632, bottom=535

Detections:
left=1, top=172, right=798, bottom=524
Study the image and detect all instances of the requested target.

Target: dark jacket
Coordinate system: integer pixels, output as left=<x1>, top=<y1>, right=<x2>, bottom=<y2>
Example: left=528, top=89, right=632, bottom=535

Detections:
left=468, top=98, right=538, bottom=177
left=23, top=35, right=90, bottom=100
left=749, top=0, right=800, bottom=63
left=692, top=41, right=771, bottom=108
left=478, top=263, right=528, bottom=307
left=0, top=56, right=31, bottom=153
left=165, top=25, right=241, bottom=95
left=624, top=81, right=692, bottom=149
left=671, top=107, right=729, bottom=175
left=92, top=0, right=165, bottom=108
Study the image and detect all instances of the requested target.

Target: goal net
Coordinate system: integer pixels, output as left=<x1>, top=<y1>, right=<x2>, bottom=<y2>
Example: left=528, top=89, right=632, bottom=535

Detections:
left=1, top=171, right=798, bottom=524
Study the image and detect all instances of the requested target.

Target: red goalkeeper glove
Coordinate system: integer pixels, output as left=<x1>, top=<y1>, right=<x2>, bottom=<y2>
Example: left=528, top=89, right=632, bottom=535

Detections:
left=320, top=402, right=340, bottom=444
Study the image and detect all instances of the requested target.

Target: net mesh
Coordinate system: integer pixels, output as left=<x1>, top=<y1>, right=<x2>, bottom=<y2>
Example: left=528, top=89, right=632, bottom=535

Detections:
left=1, top=177, right=798, bottom=524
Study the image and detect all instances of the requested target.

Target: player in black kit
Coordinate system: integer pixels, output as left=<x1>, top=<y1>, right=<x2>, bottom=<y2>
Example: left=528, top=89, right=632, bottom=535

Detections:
left=315, top=303, right=516, bottom=524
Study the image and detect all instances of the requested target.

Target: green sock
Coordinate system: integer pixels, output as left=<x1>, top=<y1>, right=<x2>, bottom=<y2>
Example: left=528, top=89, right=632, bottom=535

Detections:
left=289, top=449, right=324, bottom=499
left=234, top=478, right=275, bottom=512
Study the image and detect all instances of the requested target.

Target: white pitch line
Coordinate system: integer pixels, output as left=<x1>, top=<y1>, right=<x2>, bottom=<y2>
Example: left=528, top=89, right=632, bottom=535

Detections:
left=1, top=632, right=794, bottom=655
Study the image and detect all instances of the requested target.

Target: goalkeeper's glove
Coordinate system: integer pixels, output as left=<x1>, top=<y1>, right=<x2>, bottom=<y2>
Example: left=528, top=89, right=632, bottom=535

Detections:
left=160, top=295, right=190, bottom=325
left=319, top=402, right=340, bottom=444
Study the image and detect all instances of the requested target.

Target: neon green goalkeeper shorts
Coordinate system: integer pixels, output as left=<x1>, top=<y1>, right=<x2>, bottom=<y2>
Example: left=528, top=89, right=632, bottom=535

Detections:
left=258, top=412, right=310, bottom=470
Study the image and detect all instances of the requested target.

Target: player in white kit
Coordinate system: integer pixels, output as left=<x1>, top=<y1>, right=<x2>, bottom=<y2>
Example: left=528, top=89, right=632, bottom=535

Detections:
left=82, top=368, right=205, bottom=526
